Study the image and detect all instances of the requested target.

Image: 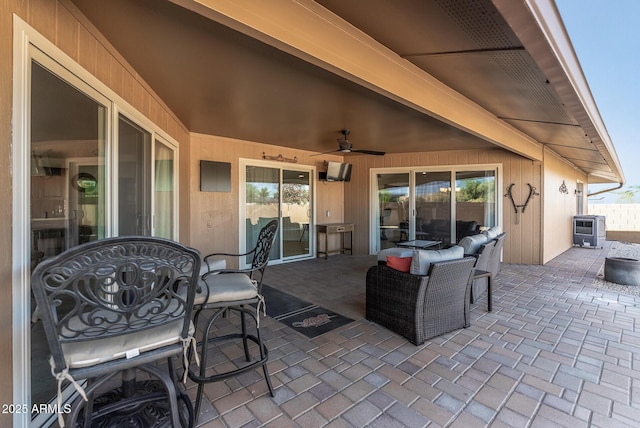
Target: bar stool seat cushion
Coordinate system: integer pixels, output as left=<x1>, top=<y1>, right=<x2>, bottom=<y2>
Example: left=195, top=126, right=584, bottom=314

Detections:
left=61, top=318, right=195, bottom=369
left=195, top=273, right=258, bottom=305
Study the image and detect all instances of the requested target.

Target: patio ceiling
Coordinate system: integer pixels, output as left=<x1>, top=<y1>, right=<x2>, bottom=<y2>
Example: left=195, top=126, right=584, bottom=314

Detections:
left=67, top=0, right=623, bottom=184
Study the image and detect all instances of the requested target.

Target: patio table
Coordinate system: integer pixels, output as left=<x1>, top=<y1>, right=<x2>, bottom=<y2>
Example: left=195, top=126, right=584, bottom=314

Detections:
left=396, top=239, right=441, bottom=250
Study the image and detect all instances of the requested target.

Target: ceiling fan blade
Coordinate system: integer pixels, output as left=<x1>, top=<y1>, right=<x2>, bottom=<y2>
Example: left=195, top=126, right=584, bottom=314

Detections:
left=310, top=149, right=341, bottom=157
left=350, top=149, right=386, bottom=156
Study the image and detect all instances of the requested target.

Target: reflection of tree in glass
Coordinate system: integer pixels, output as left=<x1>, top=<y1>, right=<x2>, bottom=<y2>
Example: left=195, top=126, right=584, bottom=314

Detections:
left=458, top=179, right=492, bottom=202
left=258, top=187, right=271, bottom=203
left=379, top=189, right=392, bottom=203
left=282, top=183, right=309, bottom=205
left=246, top=183, right=258, bottom=202
left=246, top=184, right=274, bottom=203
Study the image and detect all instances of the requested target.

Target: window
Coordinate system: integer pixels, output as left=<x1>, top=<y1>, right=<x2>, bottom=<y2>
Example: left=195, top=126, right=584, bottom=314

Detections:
left=371, top=166, right=501, bottom=253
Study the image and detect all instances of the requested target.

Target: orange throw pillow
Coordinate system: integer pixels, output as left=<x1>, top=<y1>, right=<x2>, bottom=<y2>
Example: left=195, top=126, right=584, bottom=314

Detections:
left=386, top=255, right=412, bottom=272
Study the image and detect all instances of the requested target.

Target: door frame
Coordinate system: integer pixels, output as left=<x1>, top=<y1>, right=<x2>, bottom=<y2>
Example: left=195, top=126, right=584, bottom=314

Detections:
left=239, top=158, right=316, bottom=266
left=12, top=16, right=181, bottom=427
left=369, top=164, right=503, bottom=254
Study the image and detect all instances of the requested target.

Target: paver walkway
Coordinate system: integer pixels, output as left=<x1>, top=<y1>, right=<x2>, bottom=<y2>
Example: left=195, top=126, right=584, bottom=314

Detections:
left=190, top=243, right=640, bottom=427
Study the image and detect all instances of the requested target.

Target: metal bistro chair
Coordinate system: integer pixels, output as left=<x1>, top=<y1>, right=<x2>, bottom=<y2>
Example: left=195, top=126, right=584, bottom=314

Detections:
left=189, top=219, right=278, bottom=421
left=31, top=236, right=201, bottom=427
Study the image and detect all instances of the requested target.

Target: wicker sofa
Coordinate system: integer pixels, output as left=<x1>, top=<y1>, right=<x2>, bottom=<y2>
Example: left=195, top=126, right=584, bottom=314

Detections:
left=366, top=257, right=476, bottom=345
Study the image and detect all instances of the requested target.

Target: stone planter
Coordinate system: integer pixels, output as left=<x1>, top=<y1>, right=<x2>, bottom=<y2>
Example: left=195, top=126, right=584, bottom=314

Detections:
left=604, top=257, right=640, bottom=286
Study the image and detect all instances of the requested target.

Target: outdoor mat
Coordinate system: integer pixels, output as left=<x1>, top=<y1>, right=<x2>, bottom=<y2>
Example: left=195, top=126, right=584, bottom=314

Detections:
left=261, top=284, right=354, bottom=338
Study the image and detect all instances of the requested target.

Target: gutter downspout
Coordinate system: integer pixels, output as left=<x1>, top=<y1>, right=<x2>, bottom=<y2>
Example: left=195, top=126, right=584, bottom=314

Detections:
left=587, top=182, right=624, bottom=197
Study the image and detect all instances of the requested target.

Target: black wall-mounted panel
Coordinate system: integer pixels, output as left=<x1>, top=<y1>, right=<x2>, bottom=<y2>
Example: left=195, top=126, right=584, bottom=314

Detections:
left=200, top=160, right=231, bottom=192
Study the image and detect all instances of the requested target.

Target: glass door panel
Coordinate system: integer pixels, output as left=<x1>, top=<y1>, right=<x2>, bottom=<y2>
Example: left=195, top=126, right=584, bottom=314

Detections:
left=455, top=170, right=496, bottom=241
left=118, top=115, right=152, bottom=236
left=377, top=173, right=410, bottom=250
left=154, top=140, right=175, bottom=238
left=246, top=165, right=280, bottom=262
left=415, top=171, right=452, bottom=246
left=30, top=61, right=107, bottom=407
left=282, top=169, right=311, bottom=259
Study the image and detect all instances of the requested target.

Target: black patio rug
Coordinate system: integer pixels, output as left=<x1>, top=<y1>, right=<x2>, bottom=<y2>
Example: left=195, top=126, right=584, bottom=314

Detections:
left=260, top=285, right=354, bottom=338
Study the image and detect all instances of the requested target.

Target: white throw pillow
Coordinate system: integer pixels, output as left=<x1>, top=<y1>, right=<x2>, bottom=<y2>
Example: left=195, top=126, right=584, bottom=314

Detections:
left=377, top=247, right=415, bottom=262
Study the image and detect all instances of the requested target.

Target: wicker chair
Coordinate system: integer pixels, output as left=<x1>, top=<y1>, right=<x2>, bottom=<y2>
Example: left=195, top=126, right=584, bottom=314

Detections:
left=469, top=239, right=497, bottom=304
left=366, top=257, right=476, bottom=345
left=488, top=233, right=506, bottom=278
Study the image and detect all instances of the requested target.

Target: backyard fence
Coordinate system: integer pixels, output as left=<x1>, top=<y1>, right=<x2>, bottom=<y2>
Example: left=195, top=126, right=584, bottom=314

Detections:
left=588, top=204, right=640, bottom=243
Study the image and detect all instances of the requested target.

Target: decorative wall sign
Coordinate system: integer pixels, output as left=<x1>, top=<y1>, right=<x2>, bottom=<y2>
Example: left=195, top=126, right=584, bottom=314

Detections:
left=559, top=180, right=569, bottom=194
left=505, top=183, right=539, bottom=224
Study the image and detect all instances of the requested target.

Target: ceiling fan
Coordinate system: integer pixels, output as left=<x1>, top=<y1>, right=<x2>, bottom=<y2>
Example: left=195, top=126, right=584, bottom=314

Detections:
left=313, top=129, right=385, bottom=156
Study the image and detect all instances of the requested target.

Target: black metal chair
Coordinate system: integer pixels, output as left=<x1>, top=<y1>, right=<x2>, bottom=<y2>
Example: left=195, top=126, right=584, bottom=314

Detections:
left=30, top=236, right=201, bottom=427
left=189, top=219, right=278, bottom=421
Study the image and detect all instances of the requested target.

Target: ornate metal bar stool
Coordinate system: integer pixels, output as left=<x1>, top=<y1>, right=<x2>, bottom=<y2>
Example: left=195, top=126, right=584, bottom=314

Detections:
left=30, top=236, right=201, bottom=427
left=189, top=219, right=278, bottom=421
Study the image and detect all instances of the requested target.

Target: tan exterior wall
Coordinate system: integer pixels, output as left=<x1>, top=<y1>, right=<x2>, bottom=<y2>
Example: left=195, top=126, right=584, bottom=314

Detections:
left=1, top=0, right=190, bottom=420
left=189, top=133, right=346, bottom=265
left=345, top=148, right=543, bottom=264
left=542, top=148, right=588, bottom=263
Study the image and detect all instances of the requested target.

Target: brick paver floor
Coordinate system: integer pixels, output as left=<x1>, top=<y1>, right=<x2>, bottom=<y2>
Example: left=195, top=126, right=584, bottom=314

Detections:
left=188, top=242, right=640, bottom=427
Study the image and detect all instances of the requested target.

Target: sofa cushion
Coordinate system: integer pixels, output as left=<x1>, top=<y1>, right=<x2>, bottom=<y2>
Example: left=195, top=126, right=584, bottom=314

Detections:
left=456, top=220, right=478, bottom=239
left=482, top=226, right=502, bottom=240
left=458, top=234, right=489, bottom=255
left=386, top=255, right=412, bottom=272
left=377, top=247, right=414, bottom=262
left=410, top=245, right=464, bottom=275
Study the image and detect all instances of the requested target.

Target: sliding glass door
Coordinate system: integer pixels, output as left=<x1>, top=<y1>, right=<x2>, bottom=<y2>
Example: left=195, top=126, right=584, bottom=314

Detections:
left=372, top=166, right=500, bottom=252
left=243, top=160, right=314, bottom=265
left=24, top=53, right=180, bottom=425
left=415, top=171, right=453, bottom=246
left=455, top=170, right=496, bottom=240
left=376, top=173, right=409, bottom=250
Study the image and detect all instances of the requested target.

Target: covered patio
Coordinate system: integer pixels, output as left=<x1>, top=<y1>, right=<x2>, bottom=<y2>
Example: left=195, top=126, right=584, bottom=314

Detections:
left=189, top=242, right=640, bottom=427
left=2, top=1, right=631, bottom=425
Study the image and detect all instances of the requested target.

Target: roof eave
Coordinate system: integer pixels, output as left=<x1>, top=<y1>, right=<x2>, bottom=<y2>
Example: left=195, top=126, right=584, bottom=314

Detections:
left=493, top=0, right=624, bottom=185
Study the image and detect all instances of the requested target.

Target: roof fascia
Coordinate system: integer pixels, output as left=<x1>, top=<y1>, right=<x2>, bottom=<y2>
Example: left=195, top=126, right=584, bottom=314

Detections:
left=493, top=0, right=624, bottom=184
